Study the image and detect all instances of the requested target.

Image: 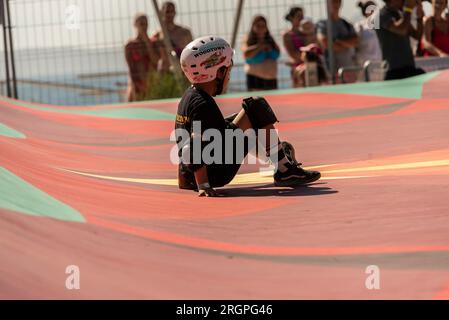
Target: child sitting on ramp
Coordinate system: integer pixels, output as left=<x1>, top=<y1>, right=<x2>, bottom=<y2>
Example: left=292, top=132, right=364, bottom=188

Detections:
left=175, top=36, right=321, bottom=197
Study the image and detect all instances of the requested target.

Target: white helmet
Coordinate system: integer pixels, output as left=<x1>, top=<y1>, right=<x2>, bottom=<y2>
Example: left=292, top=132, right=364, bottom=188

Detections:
left=180, top=36, right=234, bottom=84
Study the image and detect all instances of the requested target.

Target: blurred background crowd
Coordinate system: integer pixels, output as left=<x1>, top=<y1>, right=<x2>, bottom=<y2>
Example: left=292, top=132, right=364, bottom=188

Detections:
left=1, top=0, right=448, bottom=105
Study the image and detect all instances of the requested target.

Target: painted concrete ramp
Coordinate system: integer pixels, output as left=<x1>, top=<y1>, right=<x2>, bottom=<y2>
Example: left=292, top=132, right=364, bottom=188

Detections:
left=0, top=71, right=448, bottom=299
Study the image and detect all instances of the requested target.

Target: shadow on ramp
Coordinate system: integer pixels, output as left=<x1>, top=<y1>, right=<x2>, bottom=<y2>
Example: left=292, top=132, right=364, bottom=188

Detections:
left=218, top=182, right=338, bottom=198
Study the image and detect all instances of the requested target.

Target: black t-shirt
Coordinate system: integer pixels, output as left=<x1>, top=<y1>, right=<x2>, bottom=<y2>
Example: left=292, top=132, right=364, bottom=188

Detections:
left=375, top=6, right=415, bottom=70
left=175, top=86, right=226, bottom=170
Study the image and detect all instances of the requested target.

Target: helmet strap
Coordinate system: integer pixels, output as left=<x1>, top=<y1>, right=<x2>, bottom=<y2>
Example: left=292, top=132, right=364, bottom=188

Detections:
left=215, top=78, right=224, bottom=96
left=215, top=66, right=229, bottom=96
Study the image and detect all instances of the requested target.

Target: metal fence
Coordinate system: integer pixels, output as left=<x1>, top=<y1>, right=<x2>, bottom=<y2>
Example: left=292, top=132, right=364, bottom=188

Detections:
left=0, top=0, right=328, bottom=106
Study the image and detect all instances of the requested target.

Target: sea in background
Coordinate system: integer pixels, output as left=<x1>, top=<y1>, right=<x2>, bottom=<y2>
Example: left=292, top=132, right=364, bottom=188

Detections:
left=1, top=0, right=432, bottom=106
left=0, top=46, right=294, bottom=106
left=0, top=0, right=383, bottom=106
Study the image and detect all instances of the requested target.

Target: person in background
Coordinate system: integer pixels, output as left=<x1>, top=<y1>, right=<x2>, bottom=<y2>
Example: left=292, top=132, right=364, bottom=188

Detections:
left=152, top=1, right=193, bottom=72
left=282, top=7, right=306, bottom=87
left=300, top=18, right=318, bottom=45
left=317, top=0, right=359, bottom=76
left=294, top=18, right=327, bottom=87
left=354, top=0, right=383, bottom=66
left=375, top=0, right=425, bottom=80
left=242, top=15, right=280, bottom=91
left=125, top=13, right=159, bottom=102
left=421, top=0, right=449, bottom=57
left=177, top=36, right=321, bottom=196
left=294, top=43, right=329, bottom=87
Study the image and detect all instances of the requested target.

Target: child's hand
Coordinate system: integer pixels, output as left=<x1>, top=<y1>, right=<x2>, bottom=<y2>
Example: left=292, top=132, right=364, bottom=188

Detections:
left=198, top=186, right=220, bottom=197
left=258, top=41, right=271, bottom=52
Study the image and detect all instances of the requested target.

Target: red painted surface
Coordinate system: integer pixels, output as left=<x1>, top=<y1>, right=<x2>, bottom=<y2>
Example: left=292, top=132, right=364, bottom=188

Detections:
left=1, top=74, right=449, bottom=299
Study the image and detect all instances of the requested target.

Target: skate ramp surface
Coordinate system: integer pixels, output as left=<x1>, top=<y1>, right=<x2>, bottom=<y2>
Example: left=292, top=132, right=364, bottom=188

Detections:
left=1, top=71, right=449, bottom=299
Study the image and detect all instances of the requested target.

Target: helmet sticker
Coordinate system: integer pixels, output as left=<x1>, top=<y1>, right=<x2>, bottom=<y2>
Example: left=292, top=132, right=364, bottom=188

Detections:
left=200, top=51, right=226, bottom=69
left=193, top=45, right=226, bottom=58
left=192, top=74, right=210, bottom=82
left=180, top=36, right=233, bottom=83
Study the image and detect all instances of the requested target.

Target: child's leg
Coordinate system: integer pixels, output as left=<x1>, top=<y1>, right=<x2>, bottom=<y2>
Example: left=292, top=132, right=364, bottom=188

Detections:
left=231, top=103, right=289, bottom=172
left=230, top=97, right=321, bottom=186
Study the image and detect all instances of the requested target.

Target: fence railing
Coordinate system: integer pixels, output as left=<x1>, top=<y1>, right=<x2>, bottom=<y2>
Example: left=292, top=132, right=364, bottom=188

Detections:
left=2, top=1, right=449, bottom=105
left=415, top=56, right=449, bottom=72
left=337, top=56, right=449, bottom=85
left=0, top=0, right=328, bottom=105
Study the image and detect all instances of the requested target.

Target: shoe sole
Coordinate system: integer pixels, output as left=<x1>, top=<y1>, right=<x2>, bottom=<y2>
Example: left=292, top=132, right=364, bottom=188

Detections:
left=274, top=173, right=321, bottom=187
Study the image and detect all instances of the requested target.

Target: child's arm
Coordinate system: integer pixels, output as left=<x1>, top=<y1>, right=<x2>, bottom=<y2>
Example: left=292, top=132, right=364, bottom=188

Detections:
left=194, top=166, right=219, bottom=197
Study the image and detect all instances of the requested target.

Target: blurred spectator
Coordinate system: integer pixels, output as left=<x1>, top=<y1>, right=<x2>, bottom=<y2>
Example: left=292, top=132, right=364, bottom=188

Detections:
left=375, top=0, right=426, bottom=80
left=421, top=0, right=449, bottom=57
left=242, top=15, right=280, bottom=91
left=300, top=18, right=318, bottom=45
left=125, top=13, right=159, bottom=102
left=294, top=44, right=329, bottom=87
left=354, top=1, right=383, bottom=66
left=152, top=1, right=193, bottom=72
left=282, top=7, right=306, bottom=87
left=317, top=0, right=359, bottom=74
left=295, top=18, right=327, bottom=87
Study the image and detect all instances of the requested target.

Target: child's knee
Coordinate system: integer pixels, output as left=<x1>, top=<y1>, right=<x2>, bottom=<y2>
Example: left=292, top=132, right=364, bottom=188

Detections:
left=241, top=97, right=278, bottom=129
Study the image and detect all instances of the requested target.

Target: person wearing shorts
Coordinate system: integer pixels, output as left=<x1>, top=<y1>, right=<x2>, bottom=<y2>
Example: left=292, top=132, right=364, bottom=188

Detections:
left=175, top=36, right=321, bottom=197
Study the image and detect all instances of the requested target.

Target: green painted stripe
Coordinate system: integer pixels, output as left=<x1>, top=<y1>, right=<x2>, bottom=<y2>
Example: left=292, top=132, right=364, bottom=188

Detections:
left=0, top=123, right=26, bottom=138
left=297, top=101, right=413, bottom=122
left=0, top=71, right=439, bottom=116
left=0, top=97, right=174, bottom=120
left=223, top=71, right=440, bottom=100
left=0, top=167, right=85, bottom=223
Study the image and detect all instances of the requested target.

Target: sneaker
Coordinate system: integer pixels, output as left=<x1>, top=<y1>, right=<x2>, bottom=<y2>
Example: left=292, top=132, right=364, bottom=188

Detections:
left=273, top=142, right=321, bottom=187
left=274, top=163, right=321, bottom=187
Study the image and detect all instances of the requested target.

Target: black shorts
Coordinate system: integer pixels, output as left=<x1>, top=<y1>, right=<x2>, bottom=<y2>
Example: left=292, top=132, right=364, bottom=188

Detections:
left=178, top=123, right=252, bottom=189
left=205, top=123, right=253, bottom=188
left=246, top=74, right=278, bottom=91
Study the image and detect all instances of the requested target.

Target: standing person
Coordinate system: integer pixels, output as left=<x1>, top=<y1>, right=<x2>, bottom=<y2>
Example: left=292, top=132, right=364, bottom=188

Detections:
left=421, top=0, right=449, bottom=57
left=300, top=18, right=319, bottom=45
left=125, top=13, right=159, bottom=102
left=152, top=1, right=193, bottom=72
left=176, top=36, right=321, bottom=196
left=317, top=0, right=359, bottom=76
left=241, top=15, right=280, bottom=91
left=294, top=44, right=329, bottom=87
left=282, top=7, right=306, bottom=87
left=375, top=0, right=426, bottom=80
left=354, top=1, right=383, bottom=66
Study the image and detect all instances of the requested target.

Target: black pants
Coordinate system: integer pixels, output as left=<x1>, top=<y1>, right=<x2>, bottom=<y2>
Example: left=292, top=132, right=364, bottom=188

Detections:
left=178, top=123, right=252, bottom=189
left=246, top=74, right=278, bottom=91
left=385, top=66, right=425, bottom=81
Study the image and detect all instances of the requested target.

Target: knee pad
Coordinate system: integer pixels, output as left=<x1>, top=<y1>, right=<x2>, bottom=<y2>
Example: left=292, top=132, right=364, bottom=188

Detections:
left=242, top=97, right=278, bottom=129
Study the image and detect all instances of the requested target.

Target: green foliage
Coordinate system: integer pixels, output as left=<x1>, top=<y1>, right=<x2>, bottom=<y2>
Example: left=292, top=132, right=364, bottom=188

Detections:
left=144, top=71, right=189, bottom=100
